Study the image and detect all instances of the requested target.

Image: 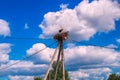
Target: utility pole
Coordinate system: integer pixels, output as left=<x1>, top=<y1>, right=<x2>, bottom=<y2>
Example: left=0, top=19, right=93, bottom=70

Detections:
left=53, top=29, right=68, bottom=80
left=43, top=47, right=58, bottom=80
left=43, top=29, right=68, bottom=80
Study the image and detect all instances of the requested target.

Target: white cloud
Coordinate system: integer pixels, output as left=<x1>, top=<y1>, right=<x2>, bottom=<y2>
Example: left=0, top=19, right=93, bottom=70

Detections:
left=0, top=54, right=9, bottom=63
left=26, top=43, right=55, bottom=63
left=69, top=68, right=111, bottom=80
left=65, top=46, right=120, bottom=66
left=60, top=4, right=69, bottom=10
left=0, top=60, right=47, bottom=76
left=0, top=19, right=10, bottom=36
left=26, top=43, right=120, bottom=68
left=39, top=0, right=120, bottom=41
left=1, top=42, right=120, bottom=79
left=69, top=71, right=89, bottom=80
left=24, top=23, right=29, bottom=29
left=0, top=43, right=11, bottom=54
left=0, top=43, right=11, bottom=63
left=106, top=44, right=118, bottom=49
left=117, top=38, right=120, bottom=43
left=67, top=43, right=76, bottom=48
left=9, top=76, right=34, bottom=80
left=75, top=0, right=120, bottom=32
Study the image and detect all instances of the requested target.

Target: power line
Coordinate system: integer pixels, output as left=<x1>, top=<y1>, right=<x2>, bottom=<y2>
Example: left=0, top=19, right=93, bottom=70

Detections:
left=0, top=39, right=118, bottom=71
left=1, top=37, right=50, bottom=40
left=1, top=37, right=118, bottom=50
left=71, top=40, right=118, bottom=49
left=0, top=41, right=57, bottom=71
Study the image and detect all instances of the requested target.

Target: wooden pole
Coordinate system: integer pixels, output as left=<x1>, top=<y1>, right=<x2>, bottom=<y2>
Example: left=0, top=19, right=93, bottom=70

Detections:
left=43, top=47, right=58, bottom=80
left=54, top=40, right=65, bottom=80
left=61, top=40, right=65, bottom=80
left=53, top=29, right=68, bottom=80
left=54, top=43, right=61, bottom=80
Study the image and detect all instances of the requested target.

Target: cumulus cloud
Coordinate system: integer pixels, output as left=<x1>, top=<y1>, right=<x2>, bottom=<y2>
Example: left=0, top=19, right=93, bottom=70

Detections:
left=26, top=43, right=55, bottom=64
left=106, top=44, right=118, bottom=49
left=65, top=46, right=120, bottom=66
left=0, top=43, right=11, bottom=63
left=0, top=19, right=10, bottom=36
left=75, top=0, right=120, bottom=32
left=9, top=76, right=34, bottom=80
left=0, top=60, right=47, bottom=76
left=0, top=43, right=11, bottom=54
left=39, top=0, right=120, bottom=41
left=117, top=38, right=120, bottom=43
left=69, top=68, right=111, bottom=80
left=1, top=42, right=120, bottom=79
left=0, top=54, right=9, bottom=63
left=60, top=4, right=69, bottom=10
left=69, top=71, right=89, bottom=80
left=24, top=23, right=29, bottom=29
left=26, top=43, right=120, bottom=68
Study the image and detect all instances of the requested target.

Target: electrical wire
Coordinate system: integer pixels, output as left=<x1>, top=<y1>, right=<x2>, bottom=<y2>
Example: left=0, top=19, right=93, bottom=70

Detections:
left=0, top=38, right=118, bottom=71
left=1, top=37, right=50, bottom=40
left=1, top=37, right=118, bottom=49
left=0, top=41, right=57, bottom=71
left=71, top=40, right=118, bottom=49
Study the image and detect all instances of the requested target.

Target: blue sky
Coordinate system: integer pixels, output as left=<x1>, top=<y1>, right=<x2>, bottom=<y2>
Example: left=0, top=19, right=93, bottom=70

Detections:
left=0, top=0, right=120, bottom=80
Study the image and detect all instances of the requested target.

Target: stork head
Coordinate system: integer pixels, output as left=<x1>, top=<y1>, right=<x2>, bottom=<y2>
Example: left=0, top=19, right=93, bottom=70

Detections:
left=59, top=29, right=63, bottom=32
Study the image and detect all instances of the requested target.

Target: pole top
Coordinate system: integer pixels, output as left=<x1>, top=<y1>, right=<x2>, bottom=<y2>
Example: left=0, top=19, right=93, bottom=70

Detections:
left=59, top=29, right=63, bottom=32
left=54, top=29, right=68, bottom=41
